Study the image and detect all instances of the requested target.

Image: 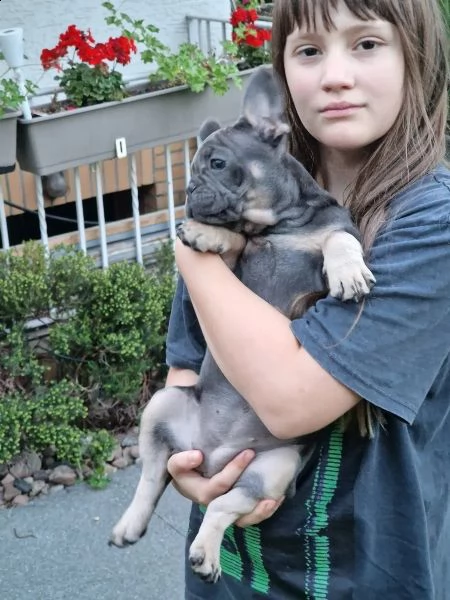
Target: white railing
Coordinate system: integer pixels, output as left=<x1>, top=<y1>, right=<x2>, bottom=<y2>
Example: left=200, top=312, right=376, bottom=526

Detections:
left=0, top=15, right=272, bottom=267
left=0, top=137, right=193, bottom=267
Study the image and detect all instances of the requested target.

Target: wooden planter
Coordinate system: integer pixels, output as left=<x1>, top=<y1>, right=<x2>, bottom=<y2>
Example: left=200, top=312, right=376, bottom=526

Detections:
left=16, top=71, right=254, bottom=176
left=0, top=110, right=20, bottom=174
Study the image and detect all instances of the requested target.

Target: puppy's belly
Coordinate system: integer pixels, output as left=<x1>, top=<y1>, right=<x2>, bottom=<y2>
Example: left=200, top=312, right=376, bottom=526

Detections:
left=193, top=387, right=288, bottom=478
left=239, top=242, right=326, bottom=314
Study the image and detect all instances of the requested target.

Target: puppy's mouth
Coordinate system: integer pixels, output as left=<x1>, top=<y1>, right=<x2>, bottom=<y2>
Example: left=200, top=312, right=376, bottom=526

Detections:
left=186, top=186, right=244, bottom=225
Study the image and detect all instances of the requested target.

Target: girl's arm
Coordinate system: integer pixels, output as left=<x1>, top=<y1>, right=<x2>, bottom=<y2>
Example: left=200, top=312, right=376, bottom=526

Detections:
left=165, top=366, right=200, bottom=387
left=164, top=365, right=282, bottom=525
left=175, top=239, right=360, bottom=440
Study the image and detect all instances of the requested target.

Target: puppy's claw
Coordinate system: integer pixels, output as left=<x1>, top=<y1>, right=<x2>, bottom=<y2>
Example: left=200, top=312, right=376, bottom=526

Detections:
left=327, top=263, right=375, bottom=302
left=109, top=519, right=148, bottom=548
left=200, top=570, right=221, bottom=584
left=189, top=545, right=222, bottom=584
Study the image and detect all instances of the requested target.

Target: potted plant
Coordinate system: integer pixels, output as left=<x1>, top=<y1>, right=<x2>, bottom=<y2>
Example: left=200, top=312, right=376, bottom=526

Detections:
left=16, top=3, right=253, bottom=176
left=230, top=2, right=272, bottom=70
left=0, top=57, right=35, bottom=173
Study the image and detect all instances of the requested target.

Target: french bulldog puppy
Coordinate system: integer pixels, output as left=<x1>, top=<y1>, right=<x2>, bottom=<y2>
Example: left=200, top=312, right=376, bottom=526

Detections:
left=110, top=66, right=375, bottom=584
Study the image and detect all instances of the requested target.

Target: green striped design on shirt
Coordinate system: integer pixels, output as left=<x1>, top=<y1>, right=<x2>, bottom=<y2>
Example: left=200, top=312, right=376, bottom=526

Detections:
left=243, top=525, right=270, bottom=594
left=304, top=426, right=344, bottom=599
left=220, top=525, right=244, bottom=581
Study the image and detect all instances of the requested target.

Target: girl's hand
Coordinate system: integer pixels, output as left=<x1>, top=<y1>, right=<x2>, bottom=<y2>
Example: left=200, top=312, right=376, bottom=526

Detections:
left=167, top=449, right=284, bottom=527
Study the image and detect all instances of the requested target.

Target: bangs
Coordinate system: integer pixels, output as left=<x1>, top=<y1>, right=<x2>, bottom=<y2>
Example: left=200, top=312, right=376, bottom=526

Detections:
left=273, top=0, right=397, bottom=36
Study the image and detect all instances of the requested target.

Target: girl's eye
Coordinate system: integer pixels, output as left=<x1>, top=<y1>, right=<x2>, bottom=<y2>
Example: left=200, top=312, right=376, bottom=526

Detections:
left=356, top=39, right=379, bottom=51
left=297, top=46, right=320, bottom=58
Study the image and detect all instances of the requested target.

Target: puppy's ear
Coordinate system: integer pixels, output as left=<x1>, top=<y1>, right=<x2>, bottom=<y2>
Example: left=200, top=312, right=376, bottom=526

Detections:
left=198, top=119, right=221, bottom=143
left=242, top=66, right=290, bottom=147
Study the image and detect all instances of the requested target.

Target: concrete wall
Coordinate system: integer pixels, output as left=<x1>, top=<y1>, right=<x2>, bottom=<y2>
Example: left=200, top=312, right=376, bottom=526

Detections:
left=0, top=0, right=230, bottom=91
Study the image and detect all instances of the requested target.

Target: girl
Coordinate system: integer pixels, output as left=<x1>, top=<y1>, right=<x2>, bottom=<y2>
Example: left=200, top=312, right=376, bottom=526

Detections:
left=165, top=0, right=450, bottom=598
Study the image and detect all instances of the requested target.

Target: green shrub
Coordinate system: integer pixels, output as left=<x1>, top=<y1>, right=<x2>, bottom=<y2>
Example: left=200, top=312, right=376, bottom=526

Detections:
left=0, top=240, right=175, bottom=468
left=50, top=258, right=171, bottom=404
left=0, top=392, right=31, bottom=464
left=0, top=243, right=50, bottom=323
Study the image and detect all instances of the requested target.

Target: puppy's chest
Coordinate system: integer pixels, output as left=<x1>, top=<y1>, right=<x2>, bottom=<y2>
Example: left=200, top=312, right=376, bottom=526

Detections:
left=238, top=235, right=326, bottom=312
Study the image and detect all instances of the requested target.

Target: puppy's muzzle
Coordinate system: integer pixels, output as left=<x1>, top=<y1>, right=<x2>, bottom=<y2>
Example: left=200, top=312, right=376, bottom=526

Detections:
left=186, top=184, right=243, bottom=225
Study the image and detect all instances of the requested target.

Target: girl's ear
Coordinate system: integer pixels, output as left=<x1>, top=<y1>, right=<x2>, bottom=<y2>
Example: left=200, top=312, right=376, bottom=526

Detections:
left=198, top=119, right=221, bottom=143
left=241, top=66, right=290, bottom=144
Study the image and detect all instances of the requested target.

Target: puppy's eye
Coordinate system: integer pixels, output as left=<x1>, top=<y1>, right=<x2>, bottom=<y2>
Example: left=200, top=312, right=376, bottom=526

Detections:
left=210, top=158, right=226, bottom=170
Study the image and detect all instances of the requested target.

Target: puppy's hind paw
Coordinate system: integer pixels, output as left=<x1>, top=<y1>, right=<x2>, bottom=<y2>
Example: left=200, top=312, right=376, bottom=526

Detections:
left=189, top=544, right=222, bottom=584
left=109, top=513, right=148, bottom=548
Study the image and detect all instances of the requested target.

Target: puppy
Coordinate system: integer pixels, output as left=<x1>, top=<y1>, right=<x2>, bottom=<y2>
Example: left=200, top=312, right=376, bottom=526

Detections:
left=110, top=67, right=375, bottom=583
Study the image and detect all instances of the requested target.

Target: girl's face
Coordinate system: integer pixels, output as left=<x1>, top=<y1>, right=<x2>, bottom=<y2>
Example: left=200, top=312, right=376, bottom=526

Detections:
left=283, top=1, right=405, bottom=153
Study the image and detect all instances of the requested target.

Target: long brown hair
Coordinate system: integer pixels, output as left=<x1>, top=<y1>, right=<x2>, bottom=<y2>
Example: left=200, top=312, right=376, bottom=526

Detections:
left=272, top=0, right=448, bottom=251
left=272, top=0, right=449, bottom=436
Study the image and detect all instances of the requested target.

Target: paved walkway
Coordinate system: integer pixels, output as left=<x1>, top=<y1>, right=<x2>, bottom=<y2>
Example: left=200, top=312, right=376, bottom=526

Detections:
left=0, top=464, right=191, bottom=600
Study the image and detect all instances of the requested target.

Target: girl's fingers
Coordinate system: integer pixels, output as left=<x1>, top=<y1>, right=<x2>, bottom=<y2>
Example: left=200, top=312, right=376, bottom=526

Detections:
left=235, top=497, right=285, bottom=528
left=167, top=449, right=256, bottom=506
left=208, top=449, right=255, bottom=496
left=171, top=471, right=212, bottom=504
left=167, top=450, right=203, bottom=478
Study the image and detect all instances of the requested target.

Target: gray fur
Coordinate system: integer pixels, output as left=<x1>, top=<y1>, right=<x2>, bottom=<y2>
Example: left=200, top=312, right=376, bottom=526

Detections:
left=110, top=66, right=375, bottom=583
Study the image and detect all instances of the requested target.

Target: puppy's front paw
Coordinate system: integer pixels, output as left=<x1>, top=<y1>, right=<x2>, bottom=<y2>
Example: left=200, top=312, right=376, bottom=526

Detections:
left=109, top=511, right=148, bottom=548
left=177, top=220, right=226, bottom=253
left=322, top=232, right=376, bottom=302
left=189, top=542, right=221, bottom=584
left=177, top=220, right=246, bottom=260
left=325, top=260, right=375, bottom=302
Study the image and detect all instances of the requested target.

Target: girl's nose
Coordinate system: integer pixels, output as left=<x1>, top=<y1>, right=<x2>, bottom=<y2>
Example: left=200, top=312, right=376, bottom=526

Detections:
left=320, top=52, right=355, bottom=91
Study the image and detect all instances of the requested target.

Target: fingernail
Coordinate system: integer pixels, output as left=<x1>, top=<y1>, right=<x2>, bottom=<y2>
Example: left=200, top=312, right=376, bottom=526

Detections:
left=242, top=450, right=254, bottom=461
left=189, top=451, right=201, bottom=465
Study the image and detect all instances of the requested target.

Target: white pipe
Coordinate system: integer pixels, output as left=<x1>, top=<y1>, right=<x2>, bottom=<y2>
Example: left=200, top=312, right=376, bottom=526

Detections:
left=74, top=167, right=87, bottom=254
left=165, top=145, right=176, bottom=242
left=34, top=175, right=48, bottom=253
left=129, top=154, right=143, bottom=265
left=94, top=163, right=108, bottom=268
left=0, top=177, right=10, bottom=250
left=12, top=67, right=32, bottom=119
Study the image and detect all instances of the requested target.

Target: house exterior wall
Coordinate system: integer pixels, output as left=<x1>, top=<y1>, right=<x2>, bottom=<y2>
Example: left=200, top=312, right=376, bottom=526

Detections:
left=0, top=0, right=230, bottom=91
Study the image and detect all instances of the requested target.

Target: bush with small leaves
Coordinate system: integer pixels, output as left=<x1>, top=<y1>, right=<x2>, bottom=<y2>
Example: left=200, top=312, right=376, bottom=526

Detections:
left=0, top=324, right=44, bottom=385
left=0, top=241, right=176, bottom=470
left=0, top=242, right=50, bottom=323
left=24, top=380, right=87, bottom=466
left=47, top=245, right=96, bottom=313
left=83, top=429, right=116, bottom=470
left=50, top=258, right=172, bottom=404
left=0, top=392, right=32, bottom=464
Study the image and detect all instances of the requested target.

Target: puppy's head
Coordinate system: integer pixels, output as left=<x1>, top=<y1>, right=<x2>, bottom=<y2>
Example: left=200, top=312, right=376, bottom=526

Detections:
left=186, top=67, right=291, bottom=233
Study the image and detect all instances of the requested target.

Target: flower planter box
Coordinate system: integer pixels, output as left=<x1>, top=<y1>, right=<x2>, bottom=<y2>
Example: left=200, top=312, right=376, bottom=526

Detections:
left=16, top=71, right=254, bottom=176
left=0, top=110, right=20, bottom=174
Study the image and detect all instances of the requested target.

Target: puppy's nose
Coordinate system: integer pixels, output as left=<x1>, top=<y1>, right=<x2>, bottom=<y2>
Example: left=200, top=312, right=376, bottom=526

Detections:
left=187, top=181, right=197, bottom=194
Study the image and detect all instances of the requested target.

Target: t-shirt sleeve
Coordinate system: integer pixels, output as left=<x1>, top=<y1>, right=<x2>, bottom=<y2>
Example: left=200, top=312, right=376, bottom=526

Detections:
left=291, top=174, right=450, bottom=424
left=165, top=274, right=206, bottom=373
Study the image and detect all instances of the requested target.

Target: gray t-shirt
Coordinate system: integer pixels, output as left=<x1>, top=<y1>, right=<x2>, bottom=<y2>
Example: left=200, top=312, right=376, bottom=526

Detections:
left=166, top=165, right=450, bottom=599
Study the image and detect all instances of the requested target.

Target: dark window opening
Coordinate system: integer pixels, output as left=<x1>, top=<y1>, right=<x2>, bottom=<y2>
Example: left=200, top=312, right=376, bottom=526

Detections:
left=2, top=184, right=157, bottom=249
